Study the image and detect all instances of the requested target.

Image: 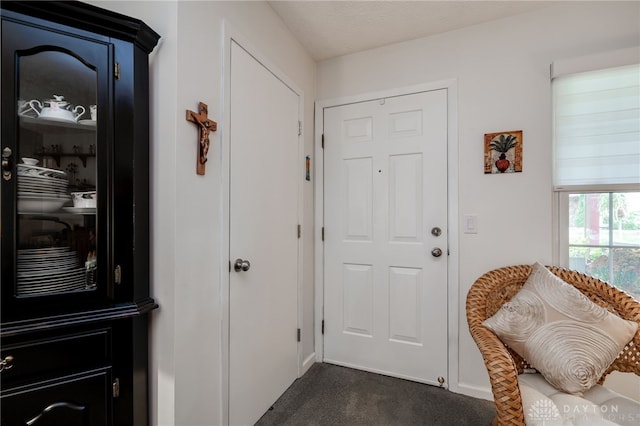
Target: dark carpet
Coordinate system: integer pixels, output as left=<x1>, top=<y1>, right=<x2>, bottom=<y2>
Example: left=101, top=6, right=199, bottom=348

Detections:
left=255, top=363, right=495, bottom=426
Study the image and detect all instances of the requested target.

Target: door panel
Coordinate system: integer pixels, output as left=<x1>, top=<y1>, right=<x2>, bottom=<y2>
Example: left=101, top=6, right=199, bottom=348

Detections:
left=324, top=90, right=448, bottom=385
left=389, top=153, right=422, bottom=242
left=343, top=263, right=374, bottom=336
left=343, top=158, right=373, bottom=240
left=389, top=266, right=422, bottom=344
left=228, top=41, right=299, bottom=425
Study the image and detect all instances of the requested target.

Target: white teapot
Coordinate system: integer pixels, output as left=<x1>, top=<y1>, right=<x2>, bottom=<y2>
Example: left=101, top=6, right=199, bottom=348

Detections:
left=29, top=95, right=85, bottom=123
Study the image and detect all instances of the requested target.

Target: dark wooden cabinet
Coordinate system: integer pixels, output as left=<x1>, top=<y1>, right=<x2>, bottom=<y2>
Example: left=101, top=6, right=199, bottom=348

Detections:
left=1, top=2, right=159, bottom=424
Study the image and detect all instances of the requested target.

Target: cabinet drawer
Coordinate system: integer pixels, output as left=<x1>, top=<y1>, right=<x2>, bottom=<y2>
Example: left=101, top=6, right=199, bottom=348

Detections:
left=1, top=368, right=111, bottom=426
left=0, top=329, right=110, bottom=387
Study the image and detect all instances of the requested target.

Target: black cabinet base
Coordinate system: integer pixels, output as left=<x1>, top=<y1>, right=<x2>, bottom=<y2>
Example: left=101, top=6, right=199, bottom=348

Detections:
left=1, top=313, right=154, bottom=426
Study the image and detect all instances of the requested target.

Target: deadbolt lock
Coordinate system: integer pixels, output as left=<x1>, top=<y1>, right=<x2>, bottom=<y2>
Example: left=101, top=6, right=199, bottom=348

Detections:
left=234, top=258, right=251, bottom=272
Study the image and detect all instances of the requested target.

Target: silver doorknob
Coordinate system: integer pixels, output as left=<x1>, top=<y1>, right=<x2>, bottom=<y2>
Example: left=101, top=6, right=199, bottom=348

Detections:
left=234, top=258, right=251, bottom=272
left=431, top=248, right=442, bottom=258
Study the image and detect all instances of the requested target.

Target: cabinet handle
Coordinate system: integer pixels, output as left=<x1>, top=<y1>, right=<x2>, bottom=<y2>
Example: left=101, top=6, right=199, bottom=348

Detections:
left=114, top=265, right=122, bottom=285
left=85, top=258, right=97, bottom=289
left=113, top=378, right=120, bottom=398
left=2, top=147, right=12, bottom=181
left=0, top=355, right=14, bottom=372
left=26, top=402, right=86, bottom=426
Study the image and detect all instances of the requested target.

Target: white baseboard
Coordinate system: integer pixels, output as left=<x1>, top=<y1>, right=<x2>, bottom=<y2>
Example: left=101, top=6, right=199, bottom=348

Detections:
left=301, top=352, right=316, bottom=376
left=454, top=382, right=494, bottom=401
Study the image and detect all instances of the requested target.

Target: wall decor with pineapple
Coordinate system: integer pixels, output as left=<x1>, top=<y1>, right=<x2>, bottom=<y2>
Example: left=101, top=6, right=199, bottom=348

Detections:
left=484, top=130, right=523, bottom=174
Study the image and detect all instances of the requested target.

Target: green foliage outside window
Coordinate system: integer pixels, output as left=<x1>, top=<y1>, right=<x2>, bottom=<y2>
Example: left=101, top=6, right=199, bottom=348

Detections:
left=586, top=249, right=640, bottom=297
left=568, top=192, right=640, bottom=299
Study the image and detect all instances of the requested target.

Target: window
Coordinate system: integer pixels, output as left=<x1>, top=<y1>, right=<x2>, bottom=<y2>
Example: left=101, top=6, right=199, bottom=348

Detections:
left=562, top=192, right=640, bottom=299
left=553, top=48, right=640, bottom=299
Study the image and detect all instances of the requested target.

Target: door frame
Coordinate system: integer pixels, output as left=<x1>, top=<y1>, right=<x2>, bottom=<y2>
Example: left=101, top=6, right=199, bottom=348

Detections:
left=221, top=21, right=305, bottom=426
left=314, top=80, right=460, bottom=392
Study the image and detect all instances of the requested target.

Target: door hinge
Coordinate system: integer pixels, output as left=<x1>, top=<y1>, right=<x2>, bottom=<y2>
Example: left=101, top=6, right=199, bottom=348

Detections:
left=297, top=224, right=301, bottom=238
left=114, top=62, right=121, bottom=80
left=321, top=227, right=324, bottom=241
left=298, top=121, right=302, bottom=136
left=112, top=378, right=120, bottom=398
left=321, top=320, right=324, bottom=335
left=114, top=265, right=122, bottom=285
left=297, top=328, right=301, bottom=342
left=321, top=134, right=324, bottom=149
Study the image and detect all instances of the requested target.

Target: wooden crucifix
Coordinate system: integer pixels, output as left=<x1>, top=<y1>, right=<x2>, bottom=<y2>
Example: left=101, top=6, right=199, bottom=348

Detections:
left=186, top=102, right=217, bottom=175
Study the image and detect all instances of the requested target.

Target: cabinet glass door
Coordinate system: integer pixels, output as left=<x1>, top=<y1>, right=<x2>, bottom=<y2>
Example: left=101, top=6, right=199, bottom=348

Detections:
left=1, top=19, right=111, bottom=319
left=17, top=51, right=98, bottom=297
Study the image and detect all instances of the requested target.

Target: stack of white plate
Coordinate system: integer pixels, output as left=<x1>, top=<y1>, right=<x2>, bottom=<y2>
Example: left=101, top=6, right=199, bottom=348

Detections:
left=17, top=247, right=87, bottom=295
left=17, top=164, right=69, bottom=213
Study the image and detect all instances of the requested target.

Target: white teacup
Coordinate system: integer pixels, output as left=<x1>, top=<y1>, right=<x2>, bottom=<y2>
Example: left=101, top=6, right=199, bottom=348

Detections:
left=71, top=191, right=97, bottom=208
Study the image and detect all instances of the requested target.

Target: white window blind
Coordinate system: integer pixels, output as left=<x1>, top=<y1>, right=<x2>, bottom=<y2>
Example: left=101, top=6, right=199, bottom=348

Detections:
left=552, top=55, right=640, bottom=189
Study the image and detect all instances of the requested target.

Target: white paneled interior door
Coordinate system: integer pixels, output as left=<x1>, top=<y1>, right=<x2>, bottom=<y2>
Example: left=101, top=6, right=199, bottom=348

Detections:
left=229, top=41, right=300, bottom=425
left=323, top=90, right=449, bottom=386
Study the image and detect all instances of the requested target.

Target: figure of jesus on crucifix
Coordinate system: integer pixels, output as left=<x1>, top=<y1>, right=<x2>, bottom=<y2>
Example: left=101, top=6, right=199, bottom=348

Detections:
left=186, top=102, right=217, bottom=175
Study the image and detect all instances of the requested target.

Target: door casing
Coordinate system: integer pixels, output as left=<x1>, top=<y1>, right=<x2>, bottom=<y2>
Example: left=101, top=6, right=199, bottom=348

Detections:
left=221, top=22, right=305, bottom=426
left=314, top=80, right=460, bottom=392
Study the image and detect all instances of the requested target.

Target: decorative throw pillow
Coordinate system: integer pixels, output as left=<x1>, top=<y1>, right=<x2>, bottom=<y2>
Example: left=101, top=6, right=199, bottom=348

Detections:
left=483, top=262, right=637, bottom=395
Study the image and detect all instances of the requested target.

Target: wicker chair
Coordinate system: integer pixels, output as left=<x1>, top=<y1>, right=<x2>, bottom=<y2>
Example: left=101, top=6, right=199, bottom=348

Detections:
left=466, top=264, right=640, bottom=426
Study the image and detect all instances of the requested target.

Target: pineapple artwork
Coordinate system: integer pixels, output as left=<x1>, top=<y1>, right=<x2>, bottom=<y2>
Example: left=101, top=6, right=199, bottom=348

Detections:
left=484, top=130, right=523, bottom=174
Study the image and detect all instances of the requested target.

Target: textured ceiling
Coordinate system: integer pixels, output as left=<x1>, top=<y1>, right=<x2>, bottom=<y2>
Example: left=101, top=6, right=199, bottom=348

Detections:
left=268, top=1, right=556, bottom=61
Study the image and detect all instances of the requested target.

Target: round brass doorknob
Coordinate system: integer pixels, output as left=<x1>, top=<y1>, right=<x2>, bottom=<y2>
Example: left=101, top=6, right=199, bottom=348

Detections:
left=234, top=258, right=251, bottom=272
left=431, top=248, right=443, bottom=258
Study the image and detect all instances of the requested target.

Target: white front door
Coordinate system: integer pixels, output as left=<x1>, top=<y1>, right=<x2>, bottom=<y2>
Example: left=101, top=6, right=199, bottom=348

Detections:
left=323, top=90, right=449, bottom=386
left=229, top=41, right=299, bottom=425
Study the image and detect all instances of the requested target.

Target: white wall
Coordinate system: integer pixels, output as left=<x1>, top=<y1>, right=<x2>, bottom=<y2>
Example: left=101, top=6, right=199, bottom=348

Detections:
left=90, top=1, right=315, bottom=425
left=88, top=2, right=180, bottom=424
left=85, top=1, right=639, bottom=421
left=316, top=1, right=640, bottom=397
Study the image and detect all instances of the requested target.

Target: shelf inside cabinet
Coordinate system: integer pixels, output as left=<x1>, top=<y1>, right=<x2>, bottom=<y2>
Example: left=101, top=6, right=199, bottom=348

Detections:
left=33, top=152, right=96, bottom=168
left=19, top=116, right=97, bottom=167
left=19, top=209, right=96, bottom=219
left=20, top=116, right=96, bottom=133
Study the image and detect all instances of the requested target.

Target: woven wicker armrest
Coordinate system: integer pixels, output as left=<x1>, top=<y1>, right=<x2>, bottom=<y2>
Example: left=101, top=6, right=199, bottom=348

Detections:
left=468, top=322, right=525, bottom=425
left=466, top=267, right=529, bottom=425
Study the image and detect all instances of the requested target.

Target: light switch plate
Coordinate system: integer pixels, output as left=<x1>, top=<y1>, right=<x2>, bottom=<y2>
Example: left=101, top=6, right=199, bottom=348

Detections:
left=464, top=214, right=478, bottom=234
